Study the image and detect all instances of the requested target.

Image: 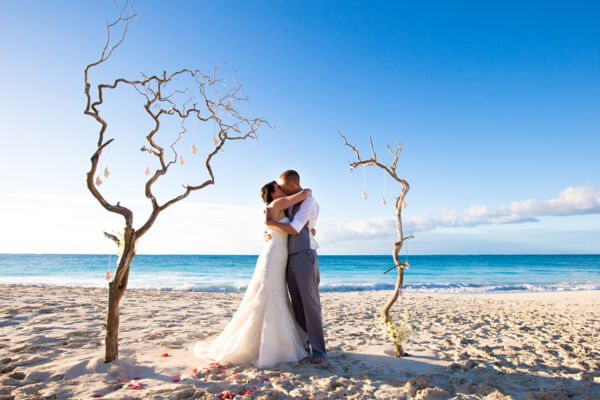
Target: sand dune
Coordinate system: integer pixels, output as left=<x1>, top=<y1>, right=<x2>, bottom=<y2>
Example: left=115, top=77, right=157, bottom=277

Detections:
left=0, top=284, right=598, bottom=399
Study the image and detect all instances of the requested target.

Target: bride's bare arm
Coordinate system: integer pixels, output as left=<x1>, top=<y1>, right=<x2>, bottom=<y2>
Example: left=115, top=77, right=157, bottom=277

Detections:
left=267, top=220, right=299, bottom=236
left=269, top=188, right=312, bottom=214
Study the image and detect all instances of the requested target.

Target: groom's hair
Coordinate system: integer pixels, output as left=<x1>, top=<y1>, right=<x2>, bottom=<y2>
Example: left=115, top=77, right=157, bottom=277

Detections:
left=280, top=170, right=300, bottom=186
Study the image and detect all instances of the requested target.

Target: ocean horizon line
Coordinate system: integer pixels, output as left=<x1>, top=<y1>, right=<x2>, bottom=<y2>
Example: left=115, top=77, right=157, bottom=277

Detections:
left=2, top=252, right=599, bottom=257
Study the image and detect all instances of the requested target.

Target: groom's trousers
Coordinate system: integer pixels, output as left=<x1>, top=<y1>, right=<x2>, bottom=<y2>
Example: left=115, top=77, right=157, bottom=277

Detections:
left=286, top=249, right=326, bottom=358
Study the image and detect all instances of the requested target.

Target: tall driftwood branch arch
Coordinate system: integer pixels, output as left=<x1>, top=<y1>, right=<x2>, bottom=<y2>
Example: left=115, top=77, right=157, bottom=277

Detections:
left=338, top=131, right=413, bottom=356
left=84, top=1, right=271, bottom=362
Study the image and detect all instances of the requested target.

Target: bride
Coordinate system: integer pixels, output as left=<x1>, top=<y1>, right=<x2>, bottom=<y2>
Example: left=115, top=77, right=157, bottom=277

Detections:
left=193, top=182, right=312, bottom=367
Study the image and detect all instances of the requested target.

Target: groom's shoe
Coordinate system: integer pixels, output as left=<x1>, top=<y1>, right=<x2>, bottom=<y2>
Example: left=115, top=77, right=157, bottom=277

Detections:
left=310, top=357, right=324, bottom=365
left=310, top=351, right=325, bottom=365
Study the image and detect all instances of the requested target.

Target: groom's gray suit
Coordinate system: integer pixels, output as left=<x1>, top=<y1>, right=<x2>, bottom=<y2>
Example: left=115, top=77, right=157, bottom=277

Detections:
left=286, top=200, right=326, bottom=358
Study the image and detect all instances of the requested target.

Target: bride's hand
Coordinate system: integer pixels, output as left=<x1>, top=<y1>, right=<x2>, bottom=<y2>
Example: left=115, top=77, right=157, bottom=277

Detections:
left=264, top=207, right=272, bottom=223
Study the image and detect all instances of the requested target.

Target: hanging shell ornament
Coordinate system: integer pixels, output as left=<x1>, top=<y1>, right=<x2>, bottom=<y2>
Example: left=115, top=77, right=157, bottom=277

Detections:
left=106, top=271, right=112, bottom=281
left=362, top=192, right=368, bottom=200
left=405, top=261, right=410, bottom=270
left=381, top=197, right=387, bottom=206
left=191, top=144, right=198, bottom=154
left=403, top=202, right=408, bottom=209
left=95, top=176, right=103, bottom=186
left=103, top=167, right=110, bottom=178
left=212, top=136, right=219, bottom=147
left=145, top=166, right=150, bottom=176
left=179, top=156, right=185, bottom=165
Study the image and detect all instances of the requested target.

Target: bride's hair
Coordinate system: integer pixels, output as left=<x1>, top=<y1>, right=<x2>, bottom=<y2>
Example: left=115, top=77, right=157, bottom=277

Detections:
left=261, top=181, right=277, bottom=204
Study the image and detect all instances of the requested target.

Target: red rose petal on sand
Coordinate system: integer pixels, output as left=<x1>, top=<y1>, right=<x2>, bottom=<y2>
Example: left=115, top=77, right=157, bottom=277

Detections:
left=131, top=355, right=136, bottom=358
left=127, top=383, right=134, bottom=387
left=93, top=395, right=101, bottom=398
left=252, top=386, right=258, bottom=390
left=280, top=373, right=285, bottom=376
left=262, top=378, right=269, bottom=382
left=119, top=380, right=127, bottom=384
left=246, top=390, right=253, bottom=395
left=172, top=378, right=181, bottom=382
left=192, top=368, right=198, bottom=373
left=239, top=392, right=245, bottom=396
left=133, top=376, right=141, bottom=380
left=224, top=365, right=230, bottom=369
left=133, top=385, right=142, bottom=390
left=161, top=353, right=169, bottom=357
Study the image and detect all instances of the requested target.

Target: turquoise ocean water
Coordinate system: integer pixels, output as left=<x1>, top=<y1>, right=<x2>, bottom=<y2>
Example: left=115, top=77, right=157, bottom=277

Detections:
left=0, top=254, right=599, bottom=294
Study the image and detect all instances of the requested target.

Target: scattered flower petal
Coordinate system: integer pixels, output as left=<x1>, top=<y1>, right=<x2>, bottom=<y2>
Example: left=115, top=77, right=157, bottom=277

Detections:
left=133, top=377, right=141, bottom=380
left=172, top=378, right=181, bottom=382
left=161, top=353, right=169, bottom=357
left=192, top=368, right=198, bottom=374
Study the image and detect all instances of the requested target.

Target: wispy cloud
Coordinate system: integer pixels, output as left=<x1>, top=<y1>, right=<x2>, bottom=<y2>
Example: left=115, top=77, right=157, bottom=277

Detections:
left=319, top=185, right=600, bottom=244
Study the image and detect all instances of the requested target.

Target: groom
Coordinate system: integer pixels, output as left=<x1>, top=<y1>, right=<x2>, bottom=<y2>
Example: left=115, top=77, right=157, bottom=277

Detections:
left=266, top=170, right=326, bottom=364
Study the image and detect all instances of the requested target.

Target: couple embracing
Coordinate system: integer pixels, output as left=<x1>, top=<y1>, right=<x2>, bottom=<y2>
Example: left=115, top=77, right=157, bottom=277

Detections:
left=193, top=170, right=326, bottom=367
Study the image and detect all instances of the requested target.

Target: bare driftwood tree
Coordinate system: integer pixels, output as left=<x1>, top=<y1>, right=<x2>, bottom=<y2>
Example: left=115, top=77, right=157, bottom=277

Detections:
left=84, top=1, right=270, bottom=362
left=338, top=131, right=413, bottom=357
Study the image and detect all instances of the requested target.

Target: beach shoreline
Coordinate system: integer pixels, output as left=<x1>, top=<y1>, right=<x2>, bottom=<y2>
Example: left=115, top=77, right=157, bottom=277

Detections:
left=1, top=284, right=598, bottom=399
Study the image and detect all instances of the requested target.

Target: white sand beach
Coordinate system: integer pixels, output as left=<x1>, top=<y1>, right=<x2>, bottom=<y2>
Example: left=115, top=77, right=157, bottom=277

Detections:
left=0, top=284, right=598, bottom=399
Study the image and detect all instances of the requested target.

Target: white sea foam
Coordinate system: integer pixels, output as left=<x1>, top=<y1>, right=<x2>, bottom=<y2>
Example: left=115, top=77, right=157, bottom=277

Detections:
left=2, top=277, right=598, bottom=294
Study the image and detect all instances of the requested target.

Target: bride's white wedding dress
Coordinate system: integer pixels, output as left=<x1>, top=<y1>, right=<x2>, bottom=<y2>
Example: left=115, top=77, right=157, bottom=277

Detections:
left=193, top=217, right=308, bottom=368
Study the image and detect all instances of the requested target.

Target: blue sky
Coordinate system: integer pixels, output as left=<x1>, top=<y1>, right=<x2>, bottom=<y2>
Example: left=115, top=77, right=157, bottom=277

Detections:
left=1, top=1, right=599, bottom=254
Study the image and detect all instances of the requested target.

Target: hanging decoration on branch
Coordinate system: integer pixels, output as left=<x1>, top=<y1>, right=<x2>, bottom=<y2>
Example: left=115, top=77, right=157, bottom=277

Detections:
left=96, top=143, right=111, bottom=185
left=145, top=166, right=150, bottom=176
left=382, top=173, right=387, bottom=206
left=179, top=124, right=185, bottom=165
left=106, top=253, right=112, bottom=281
left=104, top=144, right=111, bottom=178
left=191, top=113, right=198, bottom=154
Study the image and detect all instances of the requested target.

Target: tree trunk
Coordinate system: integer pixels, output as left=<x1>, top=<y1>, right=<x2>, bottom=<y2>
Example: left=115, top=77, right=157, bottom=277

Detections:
left=104, top=227, right=136, bottom=363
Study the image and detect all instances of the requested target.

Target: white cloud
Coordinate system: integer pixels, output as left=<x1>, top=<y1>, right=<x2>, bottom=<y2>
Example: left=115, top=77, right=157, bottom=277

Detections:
left=2, top=185, right=599, bottom=254
left=319, top=185, right=600, bottom=244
